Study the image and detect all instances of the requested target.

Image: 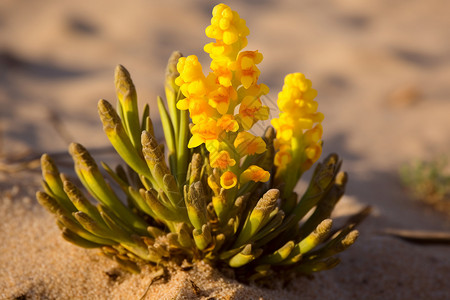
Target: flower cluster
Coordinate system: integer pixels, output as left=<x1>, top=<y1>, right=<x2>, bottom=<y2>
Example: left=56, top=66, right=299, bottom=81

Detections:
left=36, top=3, right=365, bottom=283
left=271, top=73, right=324, bottom=194
left=176, top=3, right=270, bottom=191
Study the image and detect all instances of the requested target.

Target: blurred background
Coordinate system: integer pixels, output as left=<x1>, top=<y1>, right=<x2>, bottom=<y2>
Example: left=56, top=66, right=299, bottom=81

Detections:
left=1, top=0, right=449, bottom=229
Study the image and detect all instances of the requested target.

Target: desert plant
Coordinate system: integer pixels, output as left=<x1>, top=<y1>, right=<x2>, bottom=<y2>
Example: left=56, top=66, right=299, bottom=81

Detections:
left=37, top=3, right=366, bottom=282
left=400, top=156, right=450, bottom=213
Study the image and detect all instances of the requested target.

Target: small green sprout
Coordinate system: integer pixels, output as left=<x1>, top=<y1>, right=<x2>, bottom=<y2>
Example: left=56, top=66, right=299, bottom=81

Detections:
left=400, top=156, right=450, bottom=214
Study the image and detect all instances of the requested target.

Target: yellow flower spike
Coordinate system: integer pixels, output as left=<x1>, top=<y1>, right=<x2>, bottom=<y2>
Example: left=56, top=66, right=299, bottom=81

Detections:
left=206, top=4, right=249, bottom=45
left=220, top=171, right=238, bottom=189
left=234, top=132, right=266, bottom=156
left=276, top=73, right=320, bottom=124
left=235, top=51, right=263, bottom=89
left=205, top=4, right=249, bottom=62
left=240, top=165, right=270, bottom=184
left=210, top=150, right=236, bottom=170
left=271, top=72, right=324, bottom=197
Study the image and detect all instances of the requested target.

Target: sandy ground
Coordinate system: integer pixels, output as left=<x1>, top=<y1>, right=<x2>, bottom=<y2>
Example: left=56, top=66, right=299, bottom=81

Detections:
left=1, top=0, right=450, bottom=299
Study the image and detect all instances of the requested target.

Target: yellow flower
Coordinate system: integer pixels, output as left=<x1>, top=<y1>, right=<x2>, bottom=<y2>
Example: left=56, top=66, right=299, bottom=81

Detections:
left=237, top=96, right=269, bottom=130
left=188, top=119, right=221, bottom=148
left=208, top=85, right=237, bottom=115
left=234, top=51, right=263, bottom=89
left=204, top=4, right=249, bottom=62
left=204, top=40, right=236, bottom=61
left=275, top=73, right=322, bottom=131
left=205, top=4, right=249, bottom=46
left=304, top=124, right=323, bottom=144
left=234, top=132, right=266, bottom=156
left=217, top=114, right=239, bottom=132
left=210, top=150, right=236, bottom=170
left=178, top=3, right=273, bottom=178
left=272, top=73, right=324, bottom=173
left=210, top=59, right=233, bottom=87
left=183, top=97, right=216, bottom=125
left=240, top=165, right=270, bottom=184
left=274, top=146, right=292, bottom=169
left=175, top=56, right=208, bottom=98
left=305, top=144, right=322, bottom=161
left=220, top=171, right=238, bottom=189
left=237, top=83, right=270, bottom=100
left=301, top=124, right=323, bottom=170
left=271, top=113, right=295, bottom=141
